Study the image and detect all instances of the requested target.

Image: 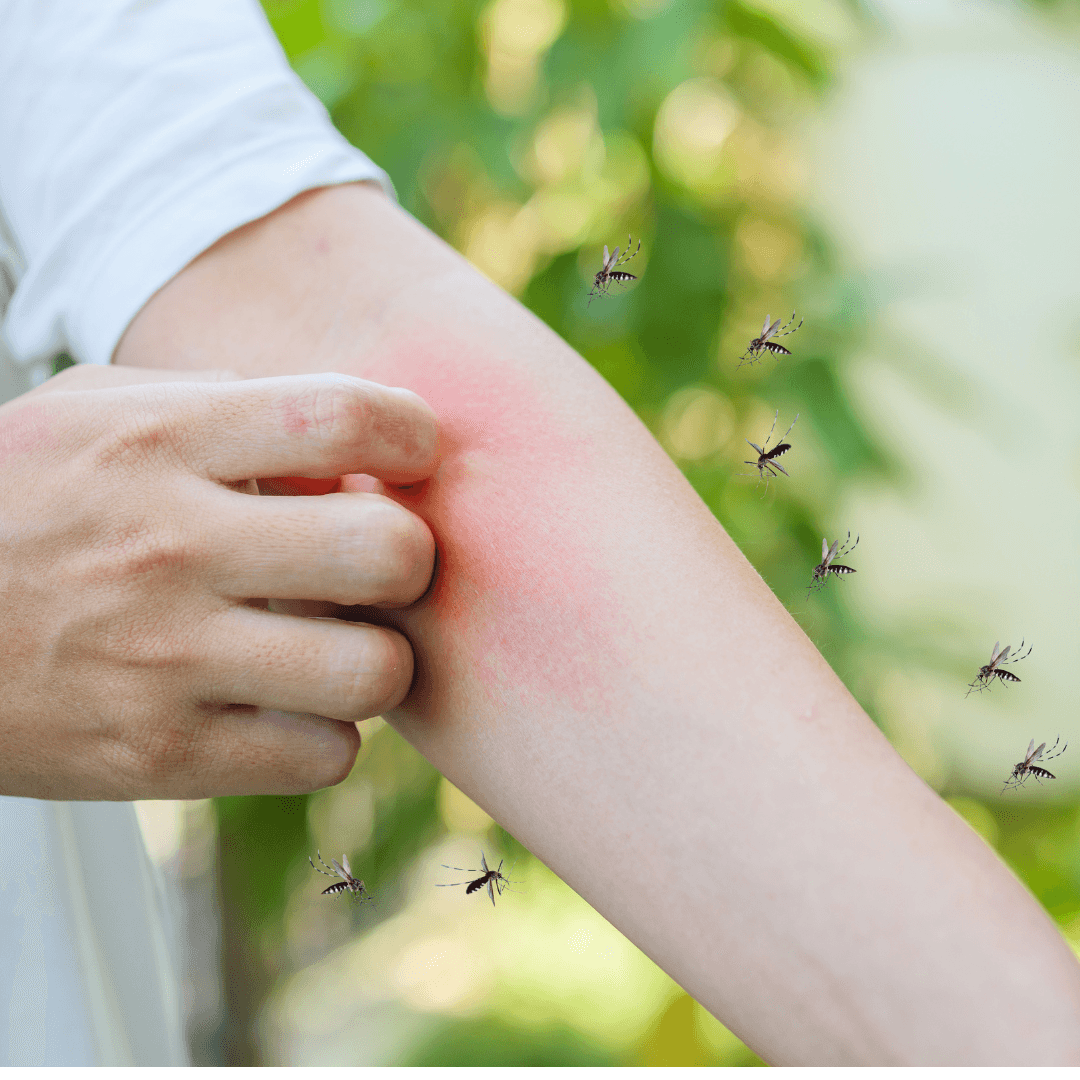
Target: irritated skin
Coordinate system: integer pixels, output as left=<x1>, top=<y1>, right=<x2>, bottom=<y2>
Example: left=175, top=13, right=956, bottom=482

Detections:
left=116, top=183, right=1080, bottom=1065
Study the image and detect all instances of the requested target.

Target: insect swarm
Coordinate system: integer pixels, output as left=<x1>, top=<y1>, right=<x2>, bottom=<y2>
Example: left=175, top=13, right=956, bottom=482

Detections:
left=744, top=410, right=798, bottom=492
left=738, top=312, right=804, bottom=367
left=966, top=640, right=1033, bottom=697
left=587, top=235, right=641, bottom=306
left=1002, top=737, right=1067, bottom=794
left=436, top=852, right=514, bottom=907
left=309, top=850, right=372, bottom=904
left=807, top=532, right=858, bottom=599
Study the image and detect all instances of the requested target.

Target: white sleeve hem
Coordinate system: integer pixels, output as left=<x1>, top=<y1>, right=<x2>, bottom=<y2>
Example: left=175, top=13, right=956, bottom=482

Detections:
left=4, top=142, right=390, bottom=368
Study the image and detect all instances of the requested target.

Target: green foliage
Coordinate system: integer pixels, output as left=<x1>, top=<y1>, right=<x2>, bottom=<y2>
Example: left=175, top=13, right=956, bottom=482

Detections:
left=217, top=794, right=312, bottom=931
left=52, top=351, right=77, bottom=374
left=722, top=1, right=829, bottom=87
left=993, top=803, right=1080, bottom=923
left=402, top=1016, right=621, bottom=1066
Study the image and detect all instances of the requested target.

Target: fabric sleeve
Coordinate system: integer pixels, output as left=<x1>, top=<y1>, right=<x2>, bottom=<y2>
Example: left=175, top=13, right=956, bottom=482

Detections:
left=0, top=0, right=390, bottom=368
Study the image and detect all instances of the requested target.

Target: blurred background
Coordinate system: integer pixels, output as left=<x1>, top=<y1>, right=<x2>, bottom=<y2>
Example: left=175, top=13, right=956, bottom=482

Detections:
left=124, top=0, right=1080, bottom=1064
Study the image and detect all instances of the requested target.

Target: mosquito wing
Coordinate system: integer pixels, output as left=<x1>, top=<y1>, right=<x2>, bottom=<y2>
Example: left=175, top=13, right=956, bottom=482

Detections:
left=746, top=440, right=764, bottom=457
left=331, top=858, right=348, bottom=880
left=821, top=537, right=830, bottom=562
left=480, top=852, right=489, bottom=875
left=341, top=853, right=352, bottom=878
left=761, top=314, right=772, bottom=337
left=487, top=877, right=496, bottom=906
left=824, top=539, right=839, bottom=566
left=989, top=641, right=1005, bottom=666
left=601, top=245, right=611, bottom=271
left=1030, top=741, right=1047, bottom=764
left=762, top=317, right=783, bottom=342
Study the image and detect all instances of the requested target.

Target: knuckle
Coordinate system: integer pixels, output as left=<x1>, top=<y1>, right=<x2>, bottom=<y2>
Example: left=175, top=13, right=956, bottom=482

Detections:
left=292, top=375, right=375, bottom=450
left=315, top=728, right=361, bottom=788
left=377, top=388, right=438, bottom=465
left=342, top=628, right=413, bottom=717
left=365, top=500, right=435, bottom=598
left=110, top=701, right=203, bottom=795
left=90, top=409, right=176, bottom=473
left=92, top=516, right=203, bottom=587
left=259, top=720, right=360, bottom=795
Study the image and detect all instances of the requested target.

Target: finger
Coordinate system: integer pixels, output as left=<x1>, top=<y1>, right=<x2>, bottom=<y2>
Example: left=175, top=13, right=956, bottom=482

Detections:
left=206, top=489, right=436, bottom=606
left=180, top=710, right=362, bottom=796
left=199, top=607, right=415, bottom=721
left=137, top=373, right=438, bottom=483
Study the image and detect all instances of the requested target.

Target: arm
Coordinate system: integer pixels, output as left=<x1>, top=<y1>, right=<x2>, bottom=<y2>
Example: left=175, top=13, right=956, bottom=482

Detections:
left=116, top=182, right=1080, bottom=1065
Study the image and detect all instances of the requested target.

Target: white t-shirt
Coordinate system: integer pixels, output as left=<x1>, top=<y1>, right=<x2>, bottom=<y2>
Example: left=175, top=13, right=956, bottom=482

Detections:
left=0, top=0, right=390, bottom=1064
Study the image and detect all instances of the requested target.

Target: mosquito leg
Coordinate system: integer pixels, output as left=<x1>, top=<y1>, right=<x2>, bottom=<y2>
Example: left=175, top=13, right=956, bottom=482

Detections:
left=311, top=850, right=339, bottom=877
left=1043, top=737, right=1067, bottom=761
left=763, top=409, right=779, bottom=449
left=309, top=855, right=335, bottom=877
left=776, top=414, right=799, bottom=445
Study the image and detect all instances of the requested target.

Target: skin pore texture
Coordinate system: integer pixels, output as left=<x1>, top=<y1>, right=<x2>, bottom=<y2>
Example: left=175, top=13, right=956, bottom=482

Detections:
left=116, top=183, right=1080, bottom=1064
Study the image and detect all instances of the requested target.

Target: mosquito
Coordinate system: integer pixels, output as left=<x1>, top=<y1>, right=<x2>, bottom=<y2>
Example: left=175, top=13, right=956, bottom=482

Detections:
left=1002, top=737, right=1067, bottom=794
left=309, top=850, right=372, bottom=904
left=807, top=532, right=858, bottom=599
left=587, top=235, right=641, bottom=306
left=966, top=640, right=1033, bottom=698
left=436, top=852, right=515, bottom=907
left=738, top=312, right=804, bottom=367
left=744, top=410, right=798, bottom=491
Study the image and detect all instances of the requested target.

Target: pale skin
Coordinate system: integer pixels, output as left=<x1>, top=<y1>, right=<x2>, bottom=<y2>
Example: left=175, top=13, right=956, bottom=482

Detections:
left=0, top=362, right=437, bottom=798
left=45, top=181, right=1079, bottom=1062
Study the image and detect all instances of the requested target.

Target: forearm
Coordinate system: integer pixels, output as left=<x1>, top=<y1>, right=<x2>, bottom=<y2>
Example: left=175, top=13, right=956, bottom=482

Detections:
left=117, top=184, right=1080, bottom=1064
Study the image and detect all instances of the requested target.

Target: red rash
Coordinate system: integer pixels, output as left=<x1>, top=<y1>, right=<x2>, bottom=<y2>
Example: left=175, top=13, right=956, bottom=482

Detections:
left=346, top=332, right=638, bottom=722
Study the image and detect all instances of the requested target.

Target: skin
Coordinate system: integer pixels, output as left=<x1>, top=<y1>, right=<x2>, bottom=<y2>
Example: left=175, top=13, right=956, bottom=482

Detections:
left=113, top=182, right=1080, bottom=1064
left=0, top=361, right=437, bottom=798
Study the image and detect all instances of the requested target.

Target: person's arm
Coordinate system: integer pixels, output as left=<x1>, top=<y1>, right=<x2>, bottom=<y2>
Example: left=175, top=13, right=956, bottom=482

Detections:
left=116, top=182, right=1080, bottom=1065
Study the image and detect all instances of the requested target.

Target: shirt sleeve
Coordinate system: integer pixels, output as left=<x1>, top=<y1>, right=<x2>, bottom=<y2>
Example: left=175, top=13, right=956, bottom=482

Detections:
left=0, top=0, right=391, bottom=369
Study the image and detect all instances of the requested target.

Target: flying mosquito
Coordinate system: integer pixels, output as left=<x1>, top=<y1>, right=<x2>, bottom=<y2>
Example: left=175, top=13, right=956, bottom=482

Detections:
left=587, top=235, right=641, bottom=306
left=1002, top=737, right=1067, bottom=794
left=436, top=852, right=515, bottom=907
left=744, top=410, right=798, bottom=491
left=309, top=850, right=373, bottom=904
left=738, top=312, right=803, bottom=368
left=807, top=532, right=858, bottom=598
left=966, top=640, right=1033, bottom=698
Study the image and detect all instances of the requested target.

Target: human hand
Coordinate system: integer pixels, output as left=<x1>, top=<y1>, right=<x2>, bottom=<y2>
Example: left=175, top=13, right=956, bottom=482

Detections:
left=0, top=363, right=437, bottom=800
